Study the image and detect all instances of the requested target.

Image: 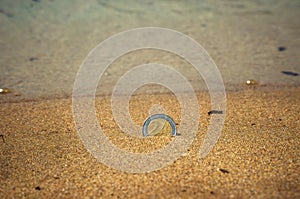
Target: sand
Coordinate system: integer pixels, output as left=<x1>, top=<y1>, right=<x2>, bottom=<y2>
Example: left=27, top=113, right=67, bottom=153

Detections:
left=1, top=87, right=299, bottom=198
left=0, top=1, right=300, bottom=198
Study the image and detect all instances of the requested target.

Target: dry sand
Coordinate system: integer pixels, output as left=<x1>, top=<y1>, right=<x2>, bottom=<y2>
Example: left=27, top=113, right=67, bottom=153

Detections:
left=1, top=87, right=299, bottom=198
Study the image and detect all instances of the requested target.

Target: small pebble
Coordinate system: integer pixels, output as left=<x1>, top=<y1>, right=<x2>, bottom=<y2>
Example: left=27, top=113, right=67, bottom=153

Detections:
left=278, top=46, right=286, bottom=51
left=0, top=88, right=11, bottom=94
left=29, top=57, right=39, bottom=61
left=0, top=134, right=4, bottom=143
left=281, top=71, right=299, bottom=76
left=208, top=110, right=223, bottom=115
left=246, top=79, right=258, bottom=86
left=218, top=168, right=229, bottom=174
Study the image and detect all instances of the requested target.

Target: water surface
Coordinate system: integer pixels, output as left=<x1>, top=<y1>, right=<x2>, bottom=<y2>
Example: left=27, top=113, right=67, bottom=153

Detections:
left=0, top=0, right=299, bottom=101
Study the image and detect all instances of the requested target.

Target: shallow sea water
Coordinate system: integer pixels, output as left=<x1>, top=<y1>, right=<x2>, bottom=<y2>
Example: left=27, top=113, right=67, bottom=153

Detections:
left=0, top=0, right=299, bottom=101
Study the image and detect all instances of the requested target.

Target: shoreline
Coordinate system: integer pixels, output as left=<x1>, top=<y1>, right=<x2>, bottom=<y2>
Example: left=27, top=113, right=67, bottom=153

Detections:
left=1, top=84, right=300, bottom=104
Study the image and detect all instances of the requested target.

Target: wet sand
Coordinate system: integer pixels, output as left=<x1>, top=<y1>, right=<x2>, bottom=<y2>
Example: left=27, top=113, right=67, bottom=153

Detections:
left=1, top=87, right=299, bottom=198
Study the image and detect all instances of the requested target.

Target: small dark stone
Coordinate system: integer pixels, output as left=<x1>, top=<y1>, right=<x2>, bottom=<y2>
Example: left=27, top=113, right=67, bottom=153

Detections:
left=219, top=168, right=229, bottom=174
left=251, top=123, right=256, bottom=126
left=210, top=191, right=215, bottom=195
left=29, top=57, right=38, bottom=61
left=35, top=186, right=41, bottom=190
left=281, top=71, right=299, bottom=76
left=0, top=134, right=4, bottom=143
left=278, top=46, right=286, bottom=51
left=32, top=0, right=40, bottom=2
left=208, top=110, right=223, bottom=115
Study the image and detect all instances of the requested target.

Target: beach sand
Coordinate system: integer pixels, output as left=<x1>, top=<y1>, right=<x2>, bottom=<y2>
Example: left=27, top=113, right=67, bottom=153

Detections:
left=1, top=87, right=299, bottom=198
left=0, top=0, right=300, bottom=198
